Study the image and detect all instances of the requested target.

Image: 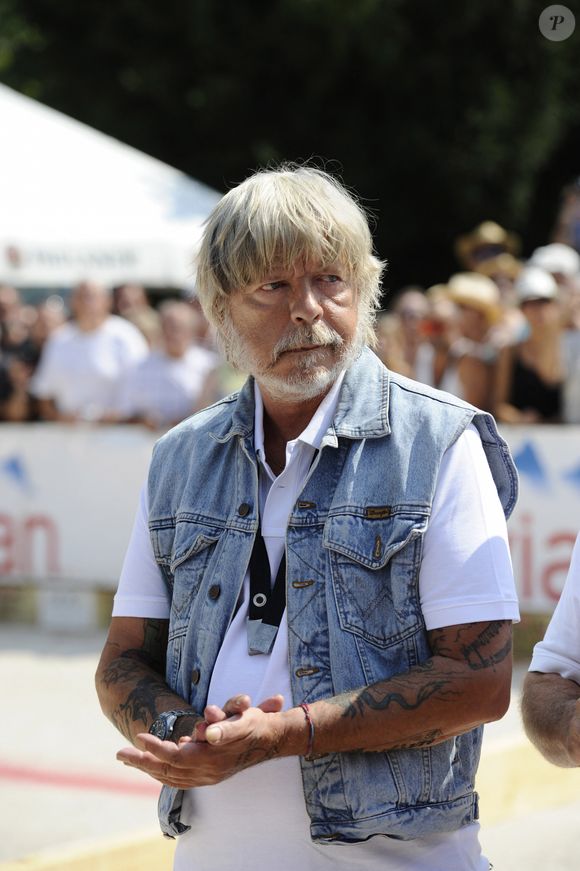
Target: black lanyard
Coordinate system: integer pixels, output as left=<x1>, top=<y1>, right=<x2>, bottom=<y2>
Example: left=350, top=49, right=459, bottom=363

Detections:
left=247, top=527, right=286, bottom=655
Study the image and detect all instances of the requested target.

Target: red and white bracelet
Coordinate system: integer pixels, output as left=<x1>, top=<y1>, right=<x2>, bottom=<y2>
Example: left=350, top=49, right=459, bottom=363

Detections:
left=299, top=701, right=315, bottom=759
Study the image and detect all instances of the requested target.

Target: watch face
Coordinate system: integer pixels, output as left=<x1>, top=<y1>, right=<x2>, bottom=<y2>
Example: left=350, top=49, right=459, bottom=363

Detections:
left=149, top=717, right=170, bottom=740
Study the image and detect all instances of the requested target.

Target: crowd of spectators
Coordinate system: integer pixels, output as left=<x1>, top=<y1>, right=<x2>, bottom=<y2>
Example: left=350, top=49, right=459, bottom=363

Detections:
left=377, top=227, right=580, bottom=424
left=0, top=281, right=234, bottom=428
left=2, top=225, right=580, bottom=429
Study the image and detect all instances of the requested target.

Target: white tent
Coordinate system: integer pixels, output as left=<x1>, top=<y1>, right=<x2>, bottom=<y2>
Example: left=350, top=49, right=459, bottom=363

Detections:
left=0, top=83, right=222, bottom=289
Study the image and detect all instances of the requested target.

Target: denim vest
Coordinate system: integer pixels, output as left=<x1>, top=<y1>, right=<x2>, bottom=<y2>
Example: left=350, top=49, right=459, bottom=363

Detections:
left=148, top=347, right=518, bottom=842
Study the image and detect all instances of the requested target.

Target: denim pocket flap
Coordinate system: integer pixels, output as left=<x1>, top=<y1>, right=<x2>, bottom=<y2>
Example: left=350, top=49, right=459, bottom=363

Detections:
left=324, top=511, right=427, bottom=569
left=151, top=520, right=223, bottom=572
left=170, top=521, right=223, bottom=573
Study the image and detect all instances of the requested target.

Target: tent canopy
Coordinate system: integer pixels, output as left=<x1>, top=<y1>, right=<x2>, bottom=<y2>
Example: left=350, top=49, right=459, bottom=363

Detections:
left=0, top=84, right=222, bottom=288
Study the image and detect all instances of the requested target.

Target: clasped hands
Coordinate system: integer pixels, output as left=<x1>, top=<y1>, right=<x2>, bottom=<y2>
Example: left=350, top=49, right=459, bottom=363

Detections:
left=116, top=694, right=287, bottom=788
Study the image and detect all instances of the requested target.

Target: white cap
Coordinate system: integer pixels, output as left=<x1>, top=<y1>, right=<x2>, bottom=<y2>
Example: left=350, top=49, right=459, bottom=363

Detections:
left=515, top=266, right=558, bottom=303
left=528, top=243, right=580, bottom=277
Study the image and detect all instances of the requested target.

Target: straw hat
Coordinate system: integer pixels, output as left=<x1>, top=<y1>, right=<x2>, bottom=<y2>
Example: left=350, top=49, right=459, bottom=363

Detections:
left=455, top=221, right=520, bottom=267
left=446, top=272, right=503, bottom=325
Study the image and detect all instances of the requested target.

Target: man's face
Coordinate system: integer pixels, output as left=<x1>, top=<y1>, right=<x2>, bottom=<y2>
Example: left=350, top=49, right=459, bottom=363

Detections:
left=161, top=309, right=194, bottom=357
left=0, top=286, right=20, bottom=321
left=223, top=260, right=361, bottom=401
left=72, top=282, right=111, bottom=320
left=395, top=291, right=429, bottom=340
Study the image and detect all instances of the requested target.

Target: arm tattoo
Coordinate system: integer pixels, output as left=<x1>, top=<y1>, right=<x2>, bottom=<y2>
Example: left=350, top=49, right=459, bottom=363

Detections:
left=327, top=660, right=459, bottom=720
left=102, top=619, right=171, bottom=741
left=429, top=620, right=512, bottom=671
left=102, top=619, right=168, bottom=688
left=112, top=674, right=175, bottom=740
left=347, top=727, right=445, bottom=754
left=101, top=655, right=149, bottom=687
left=325, top=621, right=511, bottom=728
left=339, top=676, right=457, bottom=720
left=396, top=728, right=444, bottom=750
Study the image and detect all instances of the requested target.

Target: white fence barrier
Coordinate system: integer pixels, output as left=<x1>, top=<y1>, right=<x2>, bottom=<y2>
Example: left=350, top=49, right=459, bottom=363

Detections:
left=0, top=424, right=155, bottom=586
left=501, top=425, right=580, bottom=613
left=1, top=423, right=579, bottom=614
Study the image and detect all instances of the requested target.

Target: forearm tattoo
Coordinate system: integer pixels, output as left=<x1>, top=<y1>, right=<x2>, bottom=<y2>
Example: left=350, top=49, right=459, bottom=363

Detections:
left=102, top=619, right=173, bottom=741
left=329, top=660, right=458, bottom=720
left=103, top=618, right=168, bottom=682
left=396, top=728, right=444, bottom=750
left=111, top=674, right=175, bottom=740
left=327, top=621, right=511, bottom=745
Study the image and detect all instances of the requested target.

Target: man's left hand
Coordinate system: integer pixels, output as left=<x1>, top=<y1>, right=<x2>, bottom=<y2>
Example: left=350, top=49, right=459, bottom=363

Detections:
left=116, top=694, right=287, bottom=788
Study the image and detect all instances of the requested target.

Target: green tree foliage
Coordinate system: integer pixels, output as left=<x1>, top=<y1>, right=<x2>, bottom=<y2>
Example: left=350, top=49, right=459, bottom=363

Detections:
left=1, top=0, right=579, bottom=295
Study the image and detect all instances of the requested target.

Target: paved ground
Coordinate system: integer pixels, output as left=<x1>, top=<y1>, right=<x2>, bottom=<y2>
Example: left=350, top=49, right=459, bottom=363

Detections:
left=0, top=626, right=160, bottom=864
left=1, top=625, right=580, bottom=869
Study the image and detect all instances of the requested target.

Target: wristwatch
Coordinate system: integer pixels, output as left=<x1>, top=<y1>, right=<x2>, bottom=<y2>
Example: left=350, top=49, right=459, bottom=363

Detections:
left=149, top=709, right=197, bottom=741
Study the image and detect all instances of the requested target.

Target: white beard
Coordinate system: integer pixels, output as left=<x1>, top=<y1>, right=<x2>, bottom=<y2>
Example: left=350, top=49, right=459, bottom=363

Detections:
left=218, top=316, right=365, bottom=402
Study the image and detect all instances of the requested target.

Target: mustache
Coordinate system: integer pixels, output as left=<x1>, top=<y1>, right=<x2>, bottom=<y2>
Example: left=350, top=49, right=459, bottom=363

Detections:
left=271, top=323, right=344, bottom=362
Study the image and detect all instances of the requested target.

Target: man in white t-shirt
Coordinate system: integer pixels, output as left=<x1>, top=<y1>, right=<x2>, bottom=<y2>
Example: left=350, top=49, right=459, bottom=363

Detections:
left=31, top=280, right=147, bottom=421
left=522, top=532, right=580, bottom=765
left=114, top=300, right=218, bottom=429
left=96, top=165, right=519, bottom=871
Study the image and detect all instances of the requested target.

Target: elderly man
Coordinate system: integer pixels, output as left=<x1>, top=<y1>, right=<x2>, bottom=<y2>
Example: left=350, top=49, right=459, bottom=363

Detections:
left=96, top=166, right=519, bottom=871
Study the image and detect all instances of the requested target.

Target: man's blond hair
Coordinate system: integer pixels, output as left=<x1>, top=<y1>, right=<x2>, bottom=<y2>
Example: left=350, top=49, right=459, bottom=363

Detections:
left=195, top=164, right=385, bottom=347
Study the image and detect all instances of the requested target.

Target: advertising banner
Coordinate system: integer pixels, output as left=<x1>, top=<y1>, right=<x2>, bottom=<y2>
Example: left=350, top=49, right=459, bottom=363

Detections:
left=1, top=424, right=579, bottom=614
left=0, top=424, right=155, bottom=585
left=503, top=426, right=580, bottom=613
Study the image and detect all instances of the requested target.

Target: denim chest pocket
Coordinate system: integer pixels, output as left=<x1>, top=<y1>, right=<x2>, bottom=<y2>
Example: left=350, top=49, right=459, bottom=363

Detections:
left=324, top=511, right=428, bottom=648
left=151, top=520, right=224, bottom=620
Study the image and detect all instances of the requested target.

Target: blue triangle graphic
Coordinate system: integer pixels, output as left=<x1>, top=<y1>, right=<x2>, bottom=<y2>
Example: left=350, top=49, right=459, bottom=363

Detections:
left=0, top=456, right=31, bottom=491
left=513, top=441, right=548, bottom=489
left=562, top=462, right=580, bottom=491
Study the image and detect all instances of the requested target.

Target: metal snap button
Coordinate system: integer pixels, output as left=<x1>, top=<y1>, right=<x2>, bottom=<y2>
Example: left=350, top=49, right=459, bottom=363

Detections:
left=252, top=592, right=267, bottom=608
left=191, top=668, right=201, bottom=685
left=238, top=503, right=251, bottom=516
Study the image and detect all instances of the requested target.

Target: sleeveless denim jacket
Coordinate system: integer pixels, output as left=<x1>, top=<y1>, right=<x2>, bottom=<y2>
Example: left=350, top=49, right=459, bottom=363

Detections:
left=147, top=347, right=518, bottom=842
